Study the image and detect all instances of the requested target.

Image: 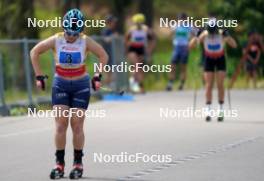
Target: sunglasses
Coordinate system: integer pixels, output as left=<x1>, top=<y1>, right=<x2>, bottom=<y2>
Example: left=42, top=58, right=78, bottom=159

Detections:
left=65, top=31, right=79, bottom=37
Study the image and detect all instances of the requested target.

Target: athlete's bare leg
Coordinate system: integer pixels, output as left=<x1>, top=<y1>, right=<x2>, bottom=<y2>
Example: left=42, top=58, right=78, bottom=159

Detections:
left=216, top=71, right=225, bottom=102
left=204, top=72, right=214, bottom=103
left=180, top=64, right=186, bottom=81
left=127, top=52, right=138, bottom=80
left=166, top=63, right=176, bottom=91
left=128, top=52, right=145, bottom=92
left=179, top=63, right=187, bottom=89
left=169, top=63, right=176, bottom=81
left=136, top=55, right=145, bottom=86
left=54, top=105, right=70, bottom=150
left=70, top=108, right=86, bottom=150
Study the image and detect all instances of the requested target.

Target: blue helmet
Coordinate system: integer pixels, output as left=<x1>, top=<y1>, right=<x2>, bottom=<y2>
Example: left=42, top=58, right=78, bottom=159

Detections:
left=63, top=9, right=84, bottom=33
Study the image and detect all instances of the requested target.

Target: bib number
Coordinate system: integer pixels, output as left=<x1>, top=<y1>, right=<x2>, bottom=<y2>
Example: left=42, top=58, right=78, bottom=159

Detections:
left=59, top=52, right=81, bottom=64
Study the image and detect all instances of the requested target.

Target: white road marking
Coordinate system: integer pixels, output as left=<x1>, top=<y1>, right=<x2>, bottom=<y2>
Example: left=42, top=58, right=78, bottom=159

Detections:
left=117, top=136, right=263, bottom=181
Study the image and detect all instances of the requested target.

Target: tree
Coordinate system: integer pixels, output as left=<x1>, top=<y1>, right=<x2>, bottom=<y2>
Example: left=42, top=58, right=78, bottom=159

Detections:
left=63, top=0, right=81, bottom=13
left=208, top=0, right=264, bottom=34
left=139, top=0, right=154, bottom=27
left=111, top=0, right=132, bottom=33
left=0, top=0, right=38, bottom=38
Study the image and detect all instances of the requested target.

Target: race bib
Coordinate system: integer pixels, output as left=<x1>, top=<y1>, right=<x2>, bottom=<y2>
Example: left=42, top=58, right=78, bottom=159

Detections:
left=59, top=52, right=81, bottom=64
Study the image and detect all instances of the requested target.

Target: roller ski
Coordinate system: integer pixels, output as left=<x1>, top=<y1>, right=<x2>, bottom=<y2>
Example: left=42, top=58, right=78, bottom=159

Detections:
left=206, top=115, right=212, bottom=122
left=217, top=110, right=224, bottom=122
left=69, top=164, right=83, bottom=179
left=50, top=163, right=64, bottom=179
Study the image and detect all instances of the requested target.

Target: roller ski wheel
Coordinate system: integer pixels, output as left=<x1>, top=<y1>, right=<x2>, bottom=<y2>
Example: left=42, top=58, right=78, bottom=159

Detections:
left=69, top=164, right=83, bottom=179
left=129, top=77, right=140, bottom=93
left=217, top=111, right=224, bottom=122
left=217, top=112, right=224, bottom=122
left=50, top=163, right=64, bottom=179
left=178, top=84, right=183, bottom=91
left=166, top=84, right=173, bottom=91
left=205, top=115, right=211, bottom=122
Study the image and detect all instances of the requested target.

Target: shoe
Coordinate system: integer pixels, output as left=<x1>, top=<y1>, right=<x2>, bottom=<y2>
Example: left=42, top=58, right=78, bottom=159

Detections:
left=69, top=164, right=83, bottom=179
left=206, top=115, right=211, bottom=122
left=166, top=83, right=173, bottom=91
left=50, top=163, right=64, bottom=179
left=217, top=111, right=224, bottom=122
left=178, top=84, right=183, bottom=90
left=129, top=77, right=140, bottom=93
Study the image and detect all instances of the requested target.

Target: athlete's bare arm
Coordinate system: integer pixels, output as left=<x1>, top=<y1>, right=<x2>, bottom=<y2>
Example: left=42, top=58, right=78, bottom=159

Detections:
left=224, top=36, right=237, bottom=48
left=260, top=37, right=264, bottom=53
left=189, top=31, right=206, bottom=49
left=198, top=31, right=207, bottom=43
left=30, top=36, right=56, bottom=76
left=124, top=30, right=131, bottom=49
left=189, top=37, right=198, bottom=49
left=254, top=49, right=261, bottom=64
left=147, top=28, right=156, bottom=54
left=86, top=36, right=108, bottom=69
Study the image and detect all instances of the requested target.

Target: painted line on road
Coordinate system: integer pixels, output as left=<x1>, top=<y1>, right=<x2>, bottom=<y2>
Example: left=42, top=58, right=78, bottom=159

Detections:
left=117, top=136, right=263, bottom=181
left=0, top=127, right=52, bottom=138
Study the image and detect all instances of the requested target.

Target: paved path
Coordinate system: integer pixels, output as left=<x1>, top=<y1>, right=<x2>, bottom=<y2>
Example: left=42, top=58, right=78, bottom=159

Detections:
left=0, top=90, right=263, bottom=181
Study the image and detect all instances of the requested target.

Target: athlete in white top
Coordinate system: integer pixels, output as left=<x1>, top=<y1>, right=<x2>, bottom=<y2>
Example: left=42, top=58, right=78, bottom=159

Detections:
left=125, top=13, right=155, bottom=93
left=30, top=9, right=108, bottom=179
left=189, top=19, right=237, bottom=122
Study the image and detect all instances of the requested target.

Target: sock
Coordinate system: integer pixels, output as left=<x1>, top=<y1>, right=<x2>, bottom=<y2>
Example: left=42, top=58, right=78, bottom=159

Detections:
left=206, top=101, right=211, bottom=106
left=74, top=149, right=83, bottom=164
left=219, top=101, right=224, bottom=111
left=167, top=79, right=173, bottom=87
left=55, top=150, right=65, bottom=164
left=206, top=102, right=211, bottom=116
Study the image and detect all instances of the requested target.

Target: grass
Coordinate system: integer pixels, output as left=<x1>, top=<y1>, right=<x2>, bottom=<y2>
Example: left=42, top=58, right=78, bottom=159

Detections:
left=144, top=38, right=264, bottom=91
left=2, top=35, right=264, bottom=113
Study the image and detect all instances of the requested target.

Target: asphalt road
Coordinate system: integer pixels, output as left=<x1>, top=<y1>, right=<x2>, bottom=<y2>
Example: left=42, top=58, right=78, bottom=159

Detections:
left=0, top=90, right=263, bottom=181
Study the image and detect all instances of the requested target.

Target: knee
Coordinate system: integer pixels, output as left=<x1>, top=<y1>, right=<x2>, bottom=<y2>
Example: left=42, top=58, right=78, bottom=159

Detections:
left=72, top=124, right=84, bottom=135
left=206, top=83, right=213, bottom=90
left=56, top=124, right=68, bottom=135
left=127, top=53, right=134, bottom=60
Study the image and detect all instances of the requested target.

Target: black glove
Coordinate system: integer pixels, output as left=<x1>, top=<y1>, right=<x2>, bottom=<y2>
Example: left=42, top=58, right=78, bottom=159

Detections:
left=196, top=29, right=203, bottom=37
left=36, top=75, right=48, bottom=90
left=223, top=29, right=230, bottom=37
left=92, top=73, right=102, bottom=91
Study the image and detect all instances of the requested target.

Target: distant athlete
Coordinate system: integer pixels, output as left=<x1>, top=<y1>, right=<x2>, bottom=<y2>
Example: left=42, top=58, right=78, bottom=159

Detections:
left=125, top=13, right=155, bottom=93
left=166, top=13, right=194, bottom=91
left=230, top=30, right=262, bottom=88
left=30, top=9, right=108, bottom=179
left=101, top=14, right=119, bottom=86
left=244, top=31, right=262, bottom=88
left=189, top=19, right=237, bottom=121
